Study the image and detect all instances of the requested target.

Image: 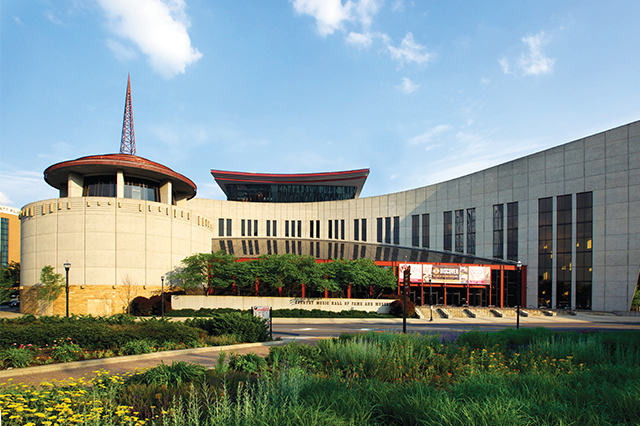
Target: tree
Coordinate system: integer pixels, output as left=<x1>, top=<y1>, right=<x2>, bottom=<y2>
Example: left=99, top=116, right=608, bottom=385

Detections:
left=119, top=275, right=139, bottom=314
left=173, top=251, right=236, bottom=294
left=0, top=261, right=20, bottom=303
left=37, top=265, right=65, bottom=313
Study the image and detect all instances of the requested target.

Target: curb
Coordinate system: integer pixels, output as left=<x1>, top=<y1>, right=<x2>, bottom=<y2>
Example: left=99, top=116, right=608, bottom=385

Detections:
left=0, top=340, right=287, bottom=378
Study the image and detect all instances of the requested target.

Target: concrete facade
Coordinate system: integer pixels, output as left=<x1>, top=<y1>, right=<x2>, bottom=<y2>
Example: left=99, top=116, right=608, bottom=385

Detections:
left=19, top=120, right=640, bottom=314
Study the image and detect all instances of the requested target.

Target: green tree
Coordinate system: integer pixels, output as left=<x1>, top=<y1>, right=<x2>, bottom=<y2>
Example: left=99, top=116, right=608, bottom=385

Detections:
left=173, top=251, right=236, bottom=294
left=37, top=265, right=65, bottom=312
left=0, top=261, right=20, bottom=303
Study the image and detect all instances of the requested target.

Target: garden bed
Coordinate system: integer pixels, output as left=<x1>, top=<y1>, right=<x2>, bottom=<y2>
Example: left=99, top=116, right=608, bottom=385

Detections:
left=1, top=328, right=639, bottom=425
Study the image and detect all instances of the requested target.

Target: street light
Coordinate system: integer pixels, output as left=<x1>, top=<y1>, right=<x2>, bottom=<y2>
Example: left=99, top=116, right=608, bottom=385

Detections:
left=516, top=260, right=522, bottom=330
left=161, top=276, right=165, bottom=318
left=63, top=261, right=71, bottom=317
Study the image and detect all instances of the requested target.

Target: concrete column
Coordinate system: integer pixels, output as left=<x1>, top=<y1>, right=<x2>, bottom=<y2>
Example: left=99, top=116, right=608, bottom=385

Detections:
left=160, top=180, right=173, bottom=205
left=116, top=169, right=125, bottom=198
left=67, top=172, right=83, bottom=197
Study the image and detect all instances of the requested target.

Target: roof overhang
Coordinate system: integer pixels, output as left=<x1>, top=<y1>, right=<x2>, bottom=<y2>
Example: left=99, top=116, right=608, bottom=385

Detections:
left=44, top=154, right=197, bottom=200
left=210, top=168, right=370, bottom=200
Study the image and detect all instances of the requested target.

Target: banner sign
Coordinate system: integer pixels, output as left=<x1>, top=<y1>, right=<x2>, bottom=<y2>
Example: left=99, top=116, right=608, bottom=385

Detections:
left=252, top=306, right=271, bottom=326
left=398, top=264, right=491, bottom=285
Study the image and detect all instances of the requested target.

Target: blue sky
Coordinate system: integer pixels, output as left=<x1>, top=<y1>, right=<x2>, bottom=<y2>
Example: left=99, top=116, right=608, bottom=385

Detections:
left=1, top=0, right=639, bottom=209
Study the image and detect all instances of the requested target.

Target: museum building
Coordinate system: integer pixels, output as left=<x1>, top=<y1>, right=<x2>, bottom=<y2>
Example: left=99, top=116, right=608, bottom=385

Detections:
left=18, top=79, right=640, bottom=315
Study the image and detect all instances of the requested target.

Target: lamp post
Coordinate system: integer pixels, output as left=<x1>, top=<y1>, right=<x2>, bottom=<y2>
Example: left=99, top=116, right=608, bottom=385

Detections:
left=516, top=260, right=522, bottom=330
left=402, top=265, right=410, bottom=334
left=63, top=261, right=71, bottom=317
left=429, top=277, right=433, bottom=322
left=161, top=276, right=165, bottom=318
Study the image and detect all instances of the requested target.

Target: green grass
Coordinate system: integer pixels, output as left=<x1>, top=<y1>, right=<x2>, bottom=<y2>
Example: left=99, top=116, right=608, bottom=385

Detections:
left=1, top=329, right=639, bottom=425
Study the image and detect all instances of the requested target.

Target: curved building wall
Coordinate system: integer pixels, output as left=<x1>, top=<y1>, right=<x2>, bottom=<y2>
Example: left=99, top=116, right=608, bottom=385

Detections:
left=185, top=120, right=640, bottom=312
left=20, top=197, right=212, bottom=315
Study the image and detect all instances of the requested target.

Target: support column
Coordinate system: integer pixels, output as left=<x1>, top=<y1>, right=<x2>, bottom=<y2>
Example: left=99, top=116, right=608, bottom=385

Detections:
left=347, top=283, right=351, bottom=299
left=116, top=169, right=125, bottom=198
left=324, top=288, right=328, bottom=298
left=500, top=267, right=504, bottom=308
left=67, top=172, right=84, bottom=197
left=160, top=180, right=173, bottom=205
left=444, top=283, right=447, bottom=306
left=302, top=283, right=306, bottom=298
left=420, top=283, right=424, bottom=306
left=255, top=278, right=259, bottom=297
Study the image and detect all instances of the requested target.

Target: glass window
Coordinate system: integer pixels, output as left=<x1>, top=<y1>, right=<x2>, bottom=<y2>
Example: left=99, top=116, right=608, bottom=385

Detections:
left=507, top=202, right=518, bottom=261
left=310, top=221, right=314, bottom=238
left=124, top=177, right=159, bottom=201
left=556, top=195, right=572, bottom=309
left=83, top=176, right=116, bottom=197
left=393, top=216, right=399, bottom=245
left=298, top=221, right=302, bottom=239
left=443, top=211, right=452, bottom=251
left=218, top=219, right=224, bottom=237
left=328, top=220, right=333, bottom=239
left=266, top=220, right=271, bottom=237
left=362, top=219, right=367, bottom=242
left=493, top=204, right=504, bottom=259
left=377, top=218, right=383, bottom=243
left=455, top=210, right=464, bottom=253
left=254, top=220, right=258, bottom=237
left=273, top=220, right=277, bottom=237
left=466, top=208, right=476, bottom=255
left=285, top=221, right=289, bottom=237
left=354, top=219, right=360, bottom=241
left=411, top=215, right=419, bottom=247
left=385, top=217, right=391, bottom=244
left=335, top=220, right=339, bottom=240
left=422, top=214, right=429, bottom=248
left=341, top=220, right=345, bottom=240
left=576, top=192, right=593, bottom=310
left=224, top=184, right=357, bottom=203
left=538, top=197, right=553, bottom=308
left=226, top=219, right=232, bottom=237
left=241, top=220, right=246, bottom=237
left=316, top=220, right=320, bottom=239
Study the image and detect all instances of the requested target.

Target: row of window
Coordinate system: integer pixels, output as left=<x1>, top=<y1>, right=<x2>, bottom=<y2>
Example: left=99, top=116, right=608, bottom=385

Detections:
left=376, top=216, right=400, bottom=245
left=0, top=218, right=8, bottom=268
left=83, top=176, right=170, bottom=203
left=538, top=192, right=593, bottom=309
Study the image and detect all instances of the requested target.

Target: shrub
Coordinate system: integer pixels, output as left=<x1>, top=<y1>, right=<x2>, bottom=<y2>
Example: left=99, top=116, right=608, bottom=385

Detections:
left=388, top=298, right=416, bottom=317
left=185, top=312, right=269, bottom=343
left=0, top=347, right=34, bottom=368
left=120, top=339, right=154, bottom=356
left=50, top=341, right=83, bottom=362
left=126, top=361, right=206, bottom=386
left=229, top=352, right=267, bottom=374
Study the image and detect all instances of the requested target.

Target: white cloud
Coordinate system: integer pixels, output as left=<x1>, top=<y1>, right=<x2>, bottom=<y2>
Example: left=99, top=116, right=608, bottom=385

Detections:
left=105, top=38, right=138, bottom=62
left=0, top=170, right=57, bottom=209
left=290, top=0, right=382, bottom=36
left=97, top=0, right=203, bottom=79
left=345, top=31, right=373, bottom=48
left=518, top=32, right=555, bottom=75
left=391, top=0, right=404, bottom=12
left=45, top=10, right=62, bottom=25
left=397, top=77, right=419, bottom=94
left=481, top=77, right=490, bottom=85
left=0, top=191, right=12, bottom=205
left=500, top=31, right=555, bottom=76
left=387, top=32, right=433, bottom=65
left=291, top=0, right=353, bottom=36
left=410, top=124, right=451, bottom=145
left=13, top=16, right=24, bottom=26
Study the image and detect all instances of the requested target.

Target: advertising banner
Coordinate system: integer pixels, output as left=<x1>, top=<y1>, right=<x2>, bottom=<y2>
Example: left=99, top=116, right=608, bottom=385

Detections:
left=468, top=266, right=491, bottom=285
left=399, top=263, right=423, bottom=283
left=431, top=266, right=461, bottom=284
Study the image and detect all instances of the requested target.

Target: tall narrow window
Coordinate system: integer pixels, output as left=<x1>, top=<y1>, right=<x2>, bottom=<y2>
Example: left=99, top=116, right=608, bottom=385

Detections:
left=466, top=209, right=476, bottom=255
left=393, top=216, right=400, bottom=245
left=455, top=209, right=464, bottom=253
left=377, top=218, right=383, bottom=243
left=385, top=217, right=391, bottom=244
left=254, top=220, right=258, bottom=237
left=247, top=220, right=251, bottom=237
left=290, top=220, right=295, bottom=237
left=576, top=192, right=593, bottom=310
left=226, top=219, right=232, bottom=237
left=341, top=220, right=345, bottom=240
left=354, top=219, right=360, bottom=241
left=556, top=195, right=572, bottom=309
left=335, top=220, right=339, bottom=240
left=361, top=219, right=367, bottom=242
left=443, top=211, right=452, bottom=251
left=493, top=204, right=504, bottom=259
left=310, top=221, right=314, bottom=238
left=507, top=202, right=518, bottom=261
left=328, top=220, right=333, bottom=239
left=298, top=221, right=302, bottom=238
left=241, top=220, right=246, bottom=237
left=285, top=220, right=289, bottom=237
left=538, top=197, right=553, bottom=308
left=411, top=215, right=419, bottom=247
left=273, top=220, right=277, bottom=237
left=266, top=220, right=271, bottom=237
left=316, top=220, right=320, bottom=239
left=422, top=214, right=429, bottom=248
left=218, top=219, right=224, bottom=237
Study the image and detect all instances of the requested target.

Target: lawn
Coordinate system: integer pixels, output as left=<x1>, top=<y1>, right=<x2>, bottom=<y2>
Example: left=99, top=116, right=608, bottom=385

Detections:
left=1, top=328, right=639, bottom=425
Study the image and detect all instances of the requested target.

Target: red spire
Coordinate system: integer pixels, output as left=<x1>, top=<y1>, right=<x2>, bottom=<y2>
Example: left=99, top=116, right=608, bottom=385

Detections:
left=120, top=74, right=136, bottom=155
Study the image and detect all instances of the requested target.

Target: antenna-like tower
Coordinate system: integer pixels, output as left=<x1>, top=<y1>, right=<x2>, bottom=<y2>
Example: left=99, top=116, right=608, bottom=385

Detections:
left=120, top=74, right=136, bottom=155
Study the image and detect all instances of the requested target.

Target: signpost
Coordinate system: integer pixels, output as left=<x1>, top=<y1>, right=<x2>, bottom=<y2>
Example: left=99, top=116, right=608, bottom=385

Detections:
left=253, top=306, right=272, bottom=339
left=403, top=265, right=410, bottom=334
